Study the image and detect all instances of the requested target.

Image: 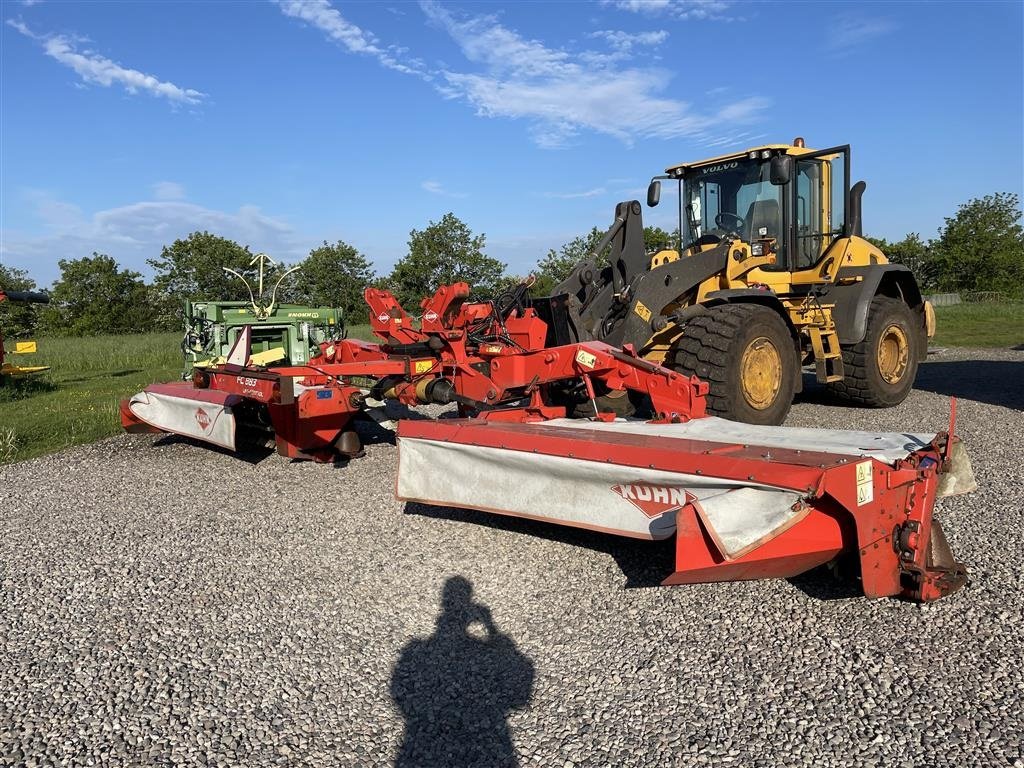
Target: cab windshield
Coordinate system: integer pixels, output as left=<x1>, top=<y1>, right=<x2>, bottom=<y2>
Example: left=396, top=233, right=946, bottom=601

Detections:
left=683, top=158, right=784, bottom=254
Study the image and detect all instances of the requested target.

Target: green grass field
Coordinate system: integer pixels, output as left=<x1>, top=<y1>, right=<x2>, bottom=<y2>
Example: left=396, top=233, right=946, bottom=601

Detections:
left=0, top=306, right=1019, bottom=464
left=933, top=303, right=1024, bottom=348
left=0, top=324, right=373, bottom=464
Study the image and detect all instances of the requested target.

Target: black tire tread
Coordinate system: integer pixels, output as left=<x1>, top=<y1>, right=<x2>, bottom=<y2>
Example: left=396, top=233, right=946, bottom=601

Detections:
left=670, top=303, right=794, bottom=423
left=828, top=296, right=917, bottom=407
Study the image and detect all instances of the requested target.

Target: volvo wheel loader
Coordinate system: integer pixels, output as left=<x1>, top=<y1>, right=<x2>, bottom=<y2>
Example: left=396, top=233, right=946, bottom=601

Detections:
left=535, top=139, right=934, bottom=425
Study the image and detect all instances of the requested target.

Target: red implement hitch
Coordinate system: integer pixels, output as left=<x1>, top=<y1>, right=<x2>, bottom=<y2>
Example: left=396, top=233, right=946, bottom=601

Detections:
left=124, top=282, right=706, bottom=461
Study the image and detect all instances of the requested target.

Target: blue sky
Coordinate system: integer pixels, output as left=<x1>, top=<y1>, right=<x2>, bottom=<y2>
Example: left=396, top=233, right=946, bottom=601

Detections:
left=2, top=0, right=1022, bottom=287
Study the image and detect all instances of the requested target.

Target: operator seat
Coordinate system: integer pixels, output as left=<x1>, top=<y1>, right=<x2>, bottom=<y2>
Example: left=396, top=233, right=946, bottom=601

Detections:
left=745, top=199, right=781, bottom=242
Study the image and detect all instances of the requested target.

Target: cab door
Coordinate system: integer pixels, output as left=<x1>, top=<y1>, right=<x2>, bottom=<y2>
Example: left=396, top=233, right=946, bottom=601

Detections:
left=788, top=145, right=850, bottom=283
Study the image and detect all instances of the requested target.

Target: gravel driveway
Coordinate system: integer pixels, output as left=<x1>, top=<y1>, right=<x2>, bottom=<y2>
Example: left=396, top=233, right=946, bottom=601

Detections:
left=2, top=347, right=1022, bottom=767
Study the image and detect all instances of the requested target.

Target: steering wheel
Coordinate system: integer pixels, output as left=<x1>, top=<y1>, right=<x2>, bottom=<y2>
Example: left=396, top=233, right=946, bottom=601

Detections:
left=715, top=211, right=746, bottom=235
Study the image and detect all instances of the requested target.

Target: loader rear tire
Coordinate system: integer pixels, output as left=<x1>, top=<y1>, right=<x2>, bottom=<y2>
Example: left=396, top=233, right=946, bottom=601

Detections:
left=669, top=303, right=797, bottom=426
left=827, top=296, right=918, bottom=407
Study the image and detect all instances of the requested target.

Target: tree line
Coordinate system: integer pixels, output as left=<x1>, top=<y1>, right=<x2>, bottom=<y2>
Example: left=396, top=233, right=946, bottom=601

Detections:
left=1, top=192, right=1020, bottom=338
left=866, top=193, right=1023, bottom=296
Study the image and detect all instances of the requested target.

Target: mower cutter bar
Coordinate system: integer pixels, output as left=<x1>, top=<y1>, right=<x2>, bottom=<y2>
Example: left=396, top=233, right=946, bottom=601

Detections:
left=397, top=416, right=971, bottom=602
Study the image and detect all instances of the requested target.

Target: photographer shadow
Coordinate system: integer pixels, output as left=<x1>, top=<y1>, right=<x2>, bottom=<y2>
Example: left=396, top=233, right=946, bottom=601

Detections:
left=390, top=576, right=535, bottom=767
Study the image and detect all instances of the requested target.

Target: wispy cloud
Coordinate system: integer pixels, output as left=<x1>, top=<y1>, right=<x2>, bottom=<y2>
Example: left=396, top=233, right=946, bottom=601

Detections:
left=276, top=0, right=430, bottom=80
left=7, top=20, right=205, bottom=105
left=421, top=1, right=767, bottom=148
left=270, top=1, right=763, bottom=149
left=544, top=187, right=607, bottom=199
left=583, top=29, right=668, bottom=63
left=1, top=193, right=309, bottom=284
left=589, top=29, right=669, bottom=51
left=825, top=15, right=898, bottom=54
left=152, top=181, right=186, bottom=201
left=421, top=180, right=467, bottom=198
left=602, top=0, right=734, bottom=21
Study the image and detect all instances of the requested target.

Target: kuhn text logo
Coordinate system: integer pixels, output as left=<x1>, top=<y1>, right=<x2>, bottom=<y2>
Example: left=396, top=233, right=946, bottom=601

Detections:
left=194, top=408, right=212, bottom=432
left=611, top=483, right=693, bottom=519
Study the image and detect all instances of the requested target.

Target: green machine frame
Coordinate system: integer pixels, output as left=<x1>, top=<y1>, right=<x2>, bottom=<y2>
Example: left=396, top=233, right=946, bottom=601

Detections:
left=182, top=300, right=344, bottom=377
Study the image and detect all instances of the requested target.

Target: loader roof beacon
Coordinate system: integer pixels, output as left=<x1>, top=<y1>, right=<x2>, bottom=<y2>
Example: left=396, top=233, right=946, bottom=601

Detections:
left=532, top=138, right=935, bottom=425
left=122, top=278, right=975, bottom=603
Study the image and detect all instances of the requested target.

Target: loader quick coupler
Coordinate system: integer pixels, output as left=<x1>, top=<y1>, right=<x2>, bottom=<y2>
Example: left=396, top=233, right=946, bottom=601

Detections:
left=122, top=280, right=974, bottom=603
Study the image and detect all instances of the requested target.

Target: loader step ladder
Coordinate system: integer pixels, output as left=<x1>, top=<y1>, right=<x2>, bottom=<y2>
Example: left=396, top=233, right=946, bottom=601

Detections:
left=809, top=326, right=844, bottom=383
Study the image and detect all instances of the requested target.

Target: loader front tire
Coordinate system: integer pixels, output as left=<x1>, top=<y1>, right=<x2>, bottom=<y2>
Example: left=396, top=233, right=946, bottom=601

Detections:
left=566, top=384, right=650, bottom=419
left=827, top=296, right=919, bottom=407
left=669, top=303, right=797, bottom=426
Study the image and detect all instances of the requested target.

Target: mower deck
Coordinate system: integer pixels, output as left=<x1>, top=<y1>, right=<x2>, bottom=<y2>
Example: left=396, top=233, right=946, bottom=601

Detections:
left=397, top=416, right=971, bottom=601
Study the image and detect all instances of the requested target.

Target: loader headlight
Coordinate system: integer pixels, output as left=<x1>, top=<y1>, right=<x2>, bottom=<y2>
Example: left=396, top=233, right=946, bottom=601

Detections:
left=750, top=243, right=764, bottom=256
left=748, top=150, right=758, bottom=160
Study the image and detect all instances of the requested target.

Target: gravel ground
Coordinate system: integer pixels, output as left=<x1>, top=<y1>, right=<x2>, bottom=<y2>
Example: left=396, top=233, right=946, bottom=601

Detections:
left=2, top=347, right=1023, bottom=767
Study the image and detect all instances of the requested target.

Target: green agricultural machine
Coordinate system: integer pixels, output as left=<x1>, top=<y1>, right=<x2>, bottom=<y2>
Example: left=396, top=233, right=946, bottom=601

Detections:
left=182, top=300, right=344, bottom=376
left=181, top=254, right=344, bottom=377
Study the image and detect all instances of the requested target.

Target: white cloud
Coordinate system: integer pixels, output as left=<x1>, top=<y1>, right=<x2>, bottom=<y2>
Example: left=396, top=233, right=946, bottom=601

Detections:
left=825, top=15, right=898, bottom=54
left=7, top=20, right=205, bottom=104
left=1, top=194, right=309, bottom=285
left=582, top=29, right=668, bottom=64
left=276, top=0, right=430, bottom=79
left=544, top=187, right=607, bottom=199
left=602, top=0, right=734, bottom=20
left=152, top=181, right=186, bottom=201
left=589, top=29, right=669, bottom=52
left=269, top=1, right=762, bottom=149
left=421, top=180, right=467, bottom=198
left=421, top=1, right=767, bottom=149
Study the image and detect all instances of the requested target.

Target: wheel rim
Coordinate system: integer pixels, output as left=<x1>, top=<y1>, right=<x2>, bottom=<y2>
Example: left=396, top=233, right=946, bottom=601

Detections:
left=877, top=324, right=910, bottom=384
left=740, top=336, right=783, bottom=410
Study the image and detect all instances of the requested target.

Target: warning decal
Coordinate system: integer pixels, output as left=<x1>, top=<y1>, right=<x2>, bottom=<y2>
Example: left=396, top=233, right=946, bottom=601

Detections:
left=856, top=461, right=873, bottom=506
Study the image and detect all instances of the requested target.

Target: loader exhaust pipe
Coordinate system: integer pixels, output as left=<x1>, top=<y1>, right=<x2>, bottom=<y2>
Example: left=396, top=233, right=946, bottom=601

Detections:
left=849, top=180, right=866, bottom=237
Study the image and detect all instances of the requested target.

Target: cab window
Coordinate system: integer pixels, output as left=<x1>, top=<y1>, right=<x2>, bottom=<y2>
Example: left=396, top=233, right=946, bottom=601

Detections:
left=794, top=151, right=847, bottom=269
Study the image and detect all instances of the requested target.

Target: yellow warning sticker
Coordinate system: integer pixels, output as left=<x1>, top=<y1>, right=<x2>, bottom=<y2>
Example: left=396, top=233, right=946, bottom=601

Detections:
left=413, top=359, right=434, bottom=374
left=633, top=301, right=652, bottom=323
left=856, top=461, right=873, bottom=506
left=575, top=349, right=597, bottom=369
left=13, top=341, right=37, bottom=354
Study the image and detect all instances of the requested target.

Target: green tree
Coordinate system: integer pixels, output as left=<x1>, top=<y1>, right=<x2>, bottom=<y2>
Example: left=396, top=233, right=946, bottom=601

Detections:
left=931, top=193, right=1024, bottom=295
left=533, top=227, right=605, bottom=296
left=40, top=254, right=157, bottom=336
left=388, top=213, right=506, bottom=309
left=886, top=234, right=937, bottom=290
left=643, top=225, right=675, bottom=254
left=868, top=234, right=938, bottom=291
left=0, top=264, right=43, bottom=338
left=149, top=232, right=297, bottom=326
left=292, top=240, right=376, bottom=323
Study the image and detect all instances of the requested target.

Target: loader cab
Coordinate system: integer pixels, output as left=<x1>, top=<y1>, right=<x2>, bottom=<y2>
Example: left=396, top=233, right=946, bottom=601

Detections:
left=655, top=142, right=853, bottom=277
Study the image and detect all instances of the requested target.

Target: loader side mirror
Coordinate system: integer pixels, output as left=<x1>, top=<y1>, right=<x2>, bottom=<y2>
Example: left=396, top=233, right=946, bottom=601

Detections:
left=647, top=180, right=661, bottom=207
left=770, top=155, right=792, bottom=186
